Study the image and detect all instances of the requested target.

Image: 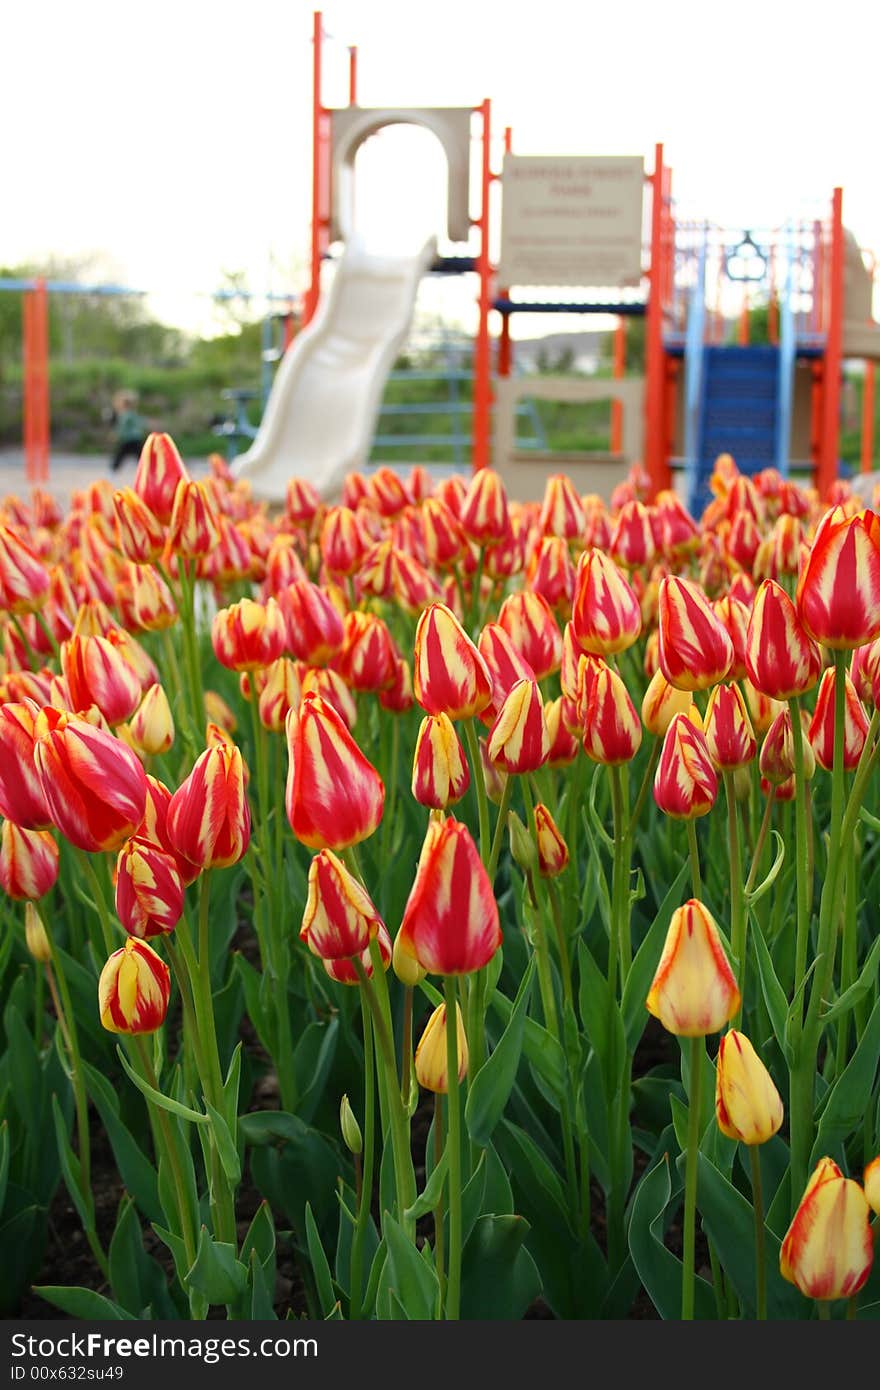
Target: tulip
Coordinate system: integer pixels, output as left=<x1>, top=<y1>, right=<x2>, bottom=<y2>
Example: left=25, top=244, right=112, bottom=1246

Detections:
left=60, top=633, right=142, bottom=728
left=538, top=472, right=585, bottom=541
left=112, top=487, right=166, bottom=565
left=582, top=666, right=642, bottom=766
left=528, top=535, right=577, bottom=611
left=658, top=576, right=734, bottom=691
left=796, top=506, right=880, bottom=649
left=412, top=713, right=471, bottom=810
left=725, top=508, right=762, bottom=572
left=487, top=678, right=549, bottom=775
left=323, top=922, right=392, bottom=986
left=334, top=611, right=397, bottom=693
left=544, top=698, right=580, bottom=766
left=807, top=667, right=869, bottom=772
left=459, top=468, right=510, bottom=546
left=283, top=580, right=345, bottom=666
left=746, top=580, right=822, bottom=700
left=653, top=714, right=718, bottom=817
left=0, top=821, right=59, bottom=900
left=654, top=490, right=699, bottom=557
left=115, top=836, right=185, bottom=938
left=413, top=603, right=492, bottom=721
left=320, top=506, right=368, bottom=577
left=34, top=709, right=147, bottom=853
left=286, top=695, right=384, bottom=850
left=713, top=595, right=750, bottom=682
left=497, top=591, right=562, bottom=679
left=477, top=622, right=535, bottom=723
left=133, top=433, right=189, bottom=525
left=257, top=658, right=302, bottom=734
left=414, top=1003, right=469, bottom=1093
left=0, top=702, right=53, bottom=829
left=646, top=899, right=741, bottom=1036
left=300, top=849, right=384, bottom=960
left=397, top=818, right=502, bottom=976
left=98, top=937, right=171, bottom=1035
left=167, top=480, right=220, bottom=558
left=609, top=499, right=656, bottom=570
left=0, top=524, right=51, bottom=614
left=203, top=689, right=237, bottom=734
left=166, top=744, right=251, bottom=869
left=285, top=476, right=322, bottom=527
left=534, top=803, right=569, bottom=877
left=422, top=497, right=465, bottom=569
left=300, top=666, right=358, bottom=731
left=129, top=683, right=175, bottom=756
left=703, top=684, right=757, bottom=770
left=378, top=657, right=415, bottom=714
left=129, top=565, right=177, bottom=631
left=571, top=549, right=642, bottom=656
left=780, top=1158, right=874, bottom=1300
left=715, top=1030, right=784, bottom=1145
left=211, top=597, right=286, bottom=672
left=340, top=1095, right=363, bottom=1156
left=24, top=902, right=51, bottom=963
left=864, top=1156, right=880, bottom=1216
left=641, top=668, right=694, bottom=737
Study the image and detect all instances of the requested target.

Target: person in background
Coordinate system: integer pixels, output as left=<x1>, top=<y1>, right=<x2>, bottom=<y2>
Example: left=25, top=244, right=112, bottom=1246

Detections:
left=108, top=390, right=148, bottom=472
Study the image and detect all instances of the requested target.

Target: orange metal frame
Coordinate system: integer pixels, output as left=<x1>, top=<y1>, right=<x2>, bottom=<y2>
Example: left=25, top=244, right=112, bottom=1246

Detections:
left=816, top=187, right=844, bottom=498
left=23, top=279, right=50, bottom=483
left=644, top=143, right=671, bottom=497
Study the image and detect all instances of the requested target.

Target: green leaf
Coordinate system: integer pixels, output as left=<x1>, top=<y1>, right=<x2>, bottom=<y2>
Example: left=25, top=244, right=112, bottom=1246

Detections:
left=810, top=996, right=880, bottom=1166
left=249, top=1249, right=278, bottom=1319
left=304, top=1200, right=337, bottom=1318
left=3, top=1004, right=42, bottom=1140
left=33, top=1286, right=136, bottom=1320
left=205, top=1102, right=242, bottom=1184
left=404, top=1149, right=448, bottom=1222
left=820, top=934, right=880, bottom=1025
left=109, top=1195, right=179, bottom=1319
left=465, top=959, right=534, bottom=1147
left=241, top=1200, right=276, bottom=1274
left=0, top=1122, right=9, bottom=1214
left=490, top=993, right=566, bottom=1095
left=296, top=1020, right=340, bottom=1126
left=186, top=1226, right=248, bottom=1305
left=223, top=1041, right=243, bottom=1123
left=116, top=1046, right=209, bottom=1124
left=627, top=1154, right=716, bottom=1320
left=746, top=829, right=786, bottom=906
left=460, top=1215, right=542, bottom=1319
left=695, top=1153, right=808, bottom=1319
left=233, top=953, right=277, bottom=1057
left=82, top=1062, right=161, bottom=1223
left=379, top=1213, right=439, bottom=1320
left=51, top=1094, right=94, bottom=1235
left=622, top=859, right=691, bottom=1051
left=749, top=911, right=792, bottom=1060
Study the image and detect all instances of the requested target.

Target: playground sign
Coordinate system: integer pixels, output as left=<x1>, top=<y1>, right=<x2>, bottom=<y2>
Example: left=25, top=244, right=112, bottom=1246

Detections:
left=498, top=155, right=644, bottom=288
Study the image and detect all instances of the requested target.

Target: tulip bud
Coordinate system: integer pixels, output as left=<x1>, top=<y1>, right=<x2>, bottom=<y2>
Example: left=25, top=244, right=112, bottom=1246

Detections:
left=780, top=1158, right=874, bottom=1300
left=166, top=744, right=251, bottom=869
left=807, top=667, right=870, bottom=772
left=538, top=472, right=585, bottom=540
left=544, top=697, right=580, bottom=766
left=392, top=928, right=427, bottom=986
left=115, top=836, right=185, bottom=939
left=414, top=1002, right=469, bottom=1093
left=497, top=591, right=563, bottom=679
left=300, top=850, right=384, bottom=960
left=334, top=611, right=397, bottom=693
left=746, top=580, right=822, bottom=700
left=571, top=549, right=642, bottom=656
left=534, top=803, right=569, bottom=877
left=713, top=595, right=750, bottom=682
left=864, top=1156, right=880, bottom=1217
left=257, top=657, right=302, bottom=734
left=129, top=683, right=175, bottom=756
left=133, top=433, right=189, bottom=525
left=324, top=921, right=393, bottom=986
left=478, top=623, right=536, bottom=724
left=796, top=506, right=880, bottom=649
left=479, top=736, right=508, bottom=805
left=130, top=565, right=177, bottom=632
left=529, top=536, right=577, bottom=611
left=0, top=524, right=51, bottom=614
left=98, top=937, right=171, bottom=1035
left=641, top=668, right=694, bottom=737
left=488, top=678, right=550, bottom=775
left=300, top=666, right=358, bottom=731
left=285, top=476, right=322, bottom=528
left=658, top=576, right=734, bottom=691
left=508, top=809, right=538, bottom=875
left=653, top=713, right=718, bottom=818
left=211, top=597, right=286, bottom=672
left=282, top=580, right=345, bottom=666
left=320, top=506, right=368, bottom=577
left=646, top=899, right=741, bottom=1036
left=715, top=1030, right=784, bottom=1145
left=583, top=666, right=643, bottom=765
left=0, top=821, right=59, bottom=900
left=167, top=479, right=220, bottom=558
left=703, top=684, right=757, bottom=770
left=397, top=818, right=502, bottom=976
left=24, top=902, right=51, bottom=963
left=413, top=603, right=493, bottom=721
left=34, top=709, right=147, bottom=853
left=0, top=702, right=53, bottom=829
left=459, top=468, right=510, bottom=546
left=61, top=633, right=143, bottom=727
left=112, top=487, right=166, bottom=564
left=203, top=689, right=237, bottom=734
left=609, top=499, right=655, bottom=569
left=412, top=712, right=471, bottom=810
left=286, top=695, right=384, bottom=850
left=422, top=497, right=465, bottom=569
left=340, top=1094, right=363, bottom=1156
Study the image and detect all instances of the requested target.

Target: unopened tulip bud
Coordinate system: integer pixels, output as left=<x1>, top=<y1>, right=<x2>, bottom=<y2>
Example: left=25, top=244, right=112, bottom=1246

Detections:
left=283, top=580, right=345, bottom=666
left=459, top=468, right=510, bottom=546
left=115, top=836, right=185, bottom=939
left=488, top=678, right=550, bottom=775
left=34, top=709, right=147, bottom=853
left=340, top=1094, right=363, bottom=1156
left=112, top=488, right=165, bottom=565
left=746, top=580, right=821, bottom=700
left=412, top=712, right=471, bottom=810
left=98, top=937, right=170, bottom=1035
left=167, top=479, right=220, bottom=558
left=508, top=809, right=538, bottom=875
left=24, top=902, right=51, bottom=963
left=414, top=603, right=492, bottom=721
left=807, top=667, right=869, bottom=772
left=398, top=818, right=502, bottom=976
left=571, top=548, right=642, bottom=656
left=211, top=597, right=286, bottom=672
left=544, top=697, right=579, bottom=765
left=204, top=689, right=237, bottom=734
left=658, top=576, right=734, bottom=691
left=654, top=714, right=718, bottom=818
left=133, top=433, right=189, bottom=525
left=129, top=683, right=175, bottom=756
left=497, top=591, right=563, bottom=679
left=703, top=684, right=757, bottom=770
left=583, top=666, right=643, bottom=765
left=414, top=1002, right=469, bottom=1094
left=286, top=696, right=384, bottom=850
left=715, top=1030, right=784, bottom=1145
left=538, top=472, right=585, bottom=541
left=646, top=899, right=741, bottom=1036
left=167, top=744, right=250, bottom=869
left=300, top=666, right=358, bottom=731
left=641, top=668, right=694, bottom=737
left=863, top=1156, right=880, bottom=1216
left=0, top=821, right=59, bottom=900
left=258, top=658, right=302, bottom=734
left=780, top=1158, right=874, bottom=1300
left=392, top=928, right=427, bottom=986
left=534, top=803, right=569, bottom=877
left=301, top=849, right=384, bottom=961
left=797, top=506, right=880, bottom=649
left=61, top=633, right=143, bottom=727
left=610, top=499, right=655, bottom=569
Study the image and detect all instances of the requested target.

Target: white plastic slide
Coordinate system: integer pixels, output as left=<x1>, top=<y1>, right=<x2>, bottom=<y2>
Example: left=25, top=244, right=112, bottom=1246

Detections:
left=233, top=235, right=438, bottom=502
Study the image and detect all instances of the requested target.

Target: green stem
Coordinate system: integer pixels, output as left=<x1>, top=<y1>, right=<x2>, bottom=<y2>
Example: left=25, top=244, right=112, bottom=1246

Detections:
left=132, top=1035, right=198, bottom=1270
left=401, top=985, right=414, bottom=1108
left=486, top=772, right=514, bottom=882
left=609, top=764, right=632, bottom=986
left=350, top=991, right=375, bottom=1319
left=788, top=697, right=813, bottom=1029
left=686, top=819, right=702, bottom=900
left=546, top=878, right=574, bottom=1012
left=724, top=771, right=747, bottom=1027
left=443, top=977, right=463, bottom=1320
left=433, top=1093, right=446, bottom=1314
left=628, top=738, right=661, bottom=838
left=32, top=608, right=61, bottom=660
left=749, top=1145, right=767, bottom=1320
left=462, top=718, right=491, bottom=865
left=743, top=792, right=774, bottom=896
left=682, top=1035, right=704, bottom=1321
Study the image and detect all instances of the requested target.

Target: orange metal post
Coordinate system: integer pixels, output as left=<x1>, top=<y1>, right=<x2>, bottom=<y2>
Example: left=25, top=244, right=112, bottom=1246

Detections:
left=23, top=289, right=35, bottom=483
left=610, top=319, right=625, bottom=453
left=738, top=288, right=750, bottom=346
left=348, top=45, right=357, bottom=105
left=471, top=99, right=493, bottom=471
left=497, top=125, right=512, bottom=379
left=304, top=11, right=325, bottom=327
left=862, top=361, right=875, bottom=473
left=34, top=278, right=50, bottom=481
left=817, top=188, right=844, bottom=498
left=644, top=143, right=671, bottom=496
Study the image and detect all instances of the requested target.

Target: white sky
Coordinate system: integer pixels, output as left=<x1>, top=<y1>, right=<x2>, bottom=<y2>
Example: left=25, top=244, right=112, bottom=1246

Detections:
left=4, top=0, right=879, bottom=340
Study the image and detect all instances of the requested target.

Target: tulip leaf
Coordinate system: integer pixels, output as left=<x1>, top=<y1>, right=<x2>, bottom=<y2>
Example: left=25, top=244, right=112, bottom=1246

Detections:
left=622, top=858, right=691, bottom=1052
left=33, top=1286, right=138, bottom=1320
left=51, top=1094, right=94, bottom=1236
left=819, top=933, right=880, bottom=1026
left=295, top=1019, right=340, bottom=1126
left=749, top=912, right=793, bottom=1061
left=745, top=829, right=786, bottom=907
left=0, top=1122, right=9, bottom=1215
left=304, top=1200, right=338, bottom=1318
left=377, top=1213, right=439, bottom=1321
left=249, top=1248, right=278, bottom=1320
left=205, top=1102, right=242, bottom=1184
left=489, top=992, right=566, bottom=1096
left=82, top=1062, right=161, bottom=1223
left=460, top=1215, right=542, bottom=1319
left=109, top=1194, right=180, bottom=1319
left=694, top=1152, right=809, bottom=1318
left=465, top=958, right=534, bottom=1148
left=404, top=1149, right=448, bottom=1222
left=810, top=995, right=880, bottom=1167
left=186, top=1226, right=248, bottom=1305
left=116, top=1045, right=209, bottom=1125
left=627, top=1153, right=716, bottom=1320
